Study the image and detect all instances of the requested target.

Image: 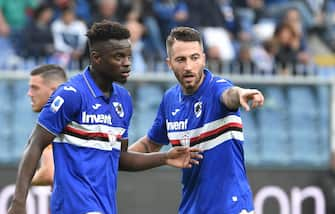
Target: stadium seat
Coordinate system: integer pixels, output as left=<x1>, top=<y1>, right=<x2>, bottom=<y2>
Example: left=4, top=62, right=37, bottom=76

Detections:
left=241, top=111, right=261, bottom=165
left=259, top=130, right=291, bottom=166
left=290, top=130, right=322, bottom=166
left=257, top=108, right=287, bottom=133
left=288, top=116, right=317, bottom=133
left=131, top=109, right=157, bottom=140
left=316, top=85, right=330, bottom=119
left=0, top=81, right=13, bottom=112
left=0, top=127, right=13, bottom=163
left=264, top=86, right=286, bottom=110
left=135, top=84, right=163, bottom=110
left=287, top=86, right=317, bottom=117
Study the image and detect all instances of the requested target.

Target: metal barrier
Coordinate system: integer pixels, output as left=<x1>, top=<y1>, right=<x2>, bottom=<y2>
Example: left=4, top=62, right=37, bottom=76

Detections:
left=0, top=72, right=333, bottom=168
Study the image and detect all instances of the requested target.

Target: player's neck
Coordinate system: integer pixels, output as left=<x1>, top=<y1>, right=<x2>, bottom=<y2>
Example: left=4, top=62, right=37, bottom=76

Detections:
left=89, top=66, right=113, bottom=98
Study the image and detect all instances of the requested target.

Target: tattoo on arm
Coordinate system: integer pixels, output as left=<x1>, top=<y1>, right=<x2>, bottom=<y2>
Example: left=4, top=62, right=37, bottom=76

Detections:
left=223, top=87, right=240, bottom=110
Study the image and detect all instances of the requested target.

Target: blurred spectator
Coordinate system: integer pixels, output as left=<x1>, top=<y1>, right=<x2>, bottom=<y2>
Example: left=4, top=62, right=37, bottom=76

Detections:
left=203, top=27, right=235, bottom=62
left=126, top=19, right=147, bottom=73
left=192, top=0, right=240, bottom=62
left=183, top=0, right=204, bottom=28
left=74, top=0, right=92, bottom=24
left=0, top=0, right=38, bottom=55
left=22, top=4, right=55, bottom=59
left=320, top=152, right=335, bottom=214
left=282, top=7, right=310, bottom=65
left=46, top=0, right=91, bottom=21
left=92, top=0, right=121, bottom=23
left=233, top=43, right=256, bottom=74
left=318, top=0, right=335, bottom=52
left=45, top=0, right=73, bottom=20
left=130, top=0, right=166, bottom=61
left=187, top=0, right=242, bottom=36
left=305, top=0, right=325, bottom=26
left=234, top=0, right=266, bottom=24
left=92, top=0, right=135, bottom=24
left=250, top=38, right=277, bottom=74
left=272, top=23, right=302, bottom=75
left=152, top=0, right=189, bottom=43
left=216, top=0, right=248, bottom=42
left=233, top=0, right=276, bottom=43
left=264, top=0, right=317, bottom=29
left=51, top=6, right=87, bottom=68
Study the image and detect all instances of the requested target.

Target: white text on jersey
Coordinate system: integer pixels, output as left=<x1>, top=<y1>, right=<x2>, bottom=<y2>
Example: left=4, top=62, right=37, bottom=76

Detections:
left=166, top=119, right=188, bottom=131
left=82, top=111, right=112, bottom=125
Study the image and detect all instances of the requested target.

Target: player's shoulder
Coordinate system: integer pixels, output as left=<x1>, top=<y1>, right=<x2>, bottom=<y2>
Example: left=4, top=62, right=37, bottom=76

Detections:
left=162, top=84, right=179, bottom=101
left=165, top=84, right=179, bottom=96
left=212, top=75, right=234, bottom=87
left=51, top=75, right=83, bottom=102
left=212, top=75, right=232, bottom=84
left=113, top=82, right=132, bottom=98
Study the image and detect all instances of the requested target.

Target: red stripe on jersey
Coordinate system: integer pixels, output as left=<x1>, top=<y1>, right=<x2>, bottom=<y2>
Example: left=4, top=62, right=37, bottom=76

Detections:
left=169, top=122, right=243, bottom=146
left=65, top=125, right=109, bottom=138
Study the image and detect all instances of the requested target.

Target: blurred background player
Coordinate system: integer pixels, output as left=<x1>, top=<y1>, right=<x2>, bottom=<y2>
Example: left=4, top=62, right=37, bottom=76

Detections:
left=27, top=64, right=67, bottom=185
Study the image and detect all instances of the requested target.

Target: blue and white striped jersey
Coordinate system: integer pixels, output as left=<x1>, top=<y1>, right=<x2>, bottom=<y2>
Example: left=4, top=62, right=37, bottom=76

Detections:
left=38, top=67, right=132, bottom=214
left=148, top=69, right=254, bottom=214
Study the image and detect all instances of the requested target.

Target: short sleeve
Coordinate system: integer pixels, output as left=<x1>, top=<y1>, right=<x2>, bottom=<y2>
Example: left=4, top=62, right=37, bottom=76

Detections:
left=38, top=84, right=82, bottom=135
left=213, top=78, right=235, bottom=111
left=147, top=98, right=169, bottom=145
left=121, top=90, right=133, bottom=139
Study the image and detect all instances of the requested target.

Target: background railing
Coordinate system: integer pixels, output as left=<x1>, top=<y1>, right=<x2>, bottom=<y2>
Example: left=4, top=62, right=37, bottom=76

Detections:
left=0, top=71, right=333, bottom=169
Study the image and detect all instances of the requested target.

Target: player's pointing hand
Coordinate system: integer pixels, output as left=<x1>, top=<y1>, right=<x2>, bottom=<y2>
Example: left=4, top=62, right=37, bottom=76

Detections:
left=239, top=89, right=264, bottom=111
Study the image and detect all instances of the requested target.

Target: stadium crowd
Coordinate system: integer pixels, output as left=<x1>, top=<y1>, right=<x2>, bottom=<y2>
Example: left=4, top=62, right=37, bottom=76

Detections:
left=0, top=0, right=334, bottom=75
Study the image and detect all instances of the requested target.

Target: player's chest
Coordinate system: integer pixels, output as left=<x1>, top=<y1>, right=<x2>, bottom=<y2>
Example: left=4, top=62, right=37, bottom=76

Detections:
left=79, top=98, right=127, bottom=126
left=165, top=99, right=206, bottom=131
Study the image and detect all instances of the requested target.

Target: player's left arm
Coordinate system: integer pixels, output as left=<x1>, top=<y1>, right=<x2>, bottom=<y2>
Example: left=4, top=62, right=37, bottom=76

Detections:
left=221, top=86, right=264, bottom=111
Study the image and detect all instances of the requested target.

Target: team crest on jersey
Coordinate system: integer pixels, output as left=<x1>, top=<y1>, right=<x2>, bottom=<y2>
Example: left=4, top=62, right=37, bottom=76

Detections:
left=194, top=101, right=202, bottom=118
left=113, top=102, right=124, bottom=118
left=50, top=96, right=64, bottom=113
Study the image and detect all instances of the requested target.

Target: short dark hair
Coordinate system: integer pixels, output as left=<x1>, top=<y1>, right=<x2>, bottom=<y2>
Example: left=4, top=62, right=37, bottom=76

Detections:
left=30, top=64, right=67, bottom=83
left=166, top=27, right=203, bottom=56
left=33, top=3, right=52, bottom=20
left=86, top=20, right=130, bottom=49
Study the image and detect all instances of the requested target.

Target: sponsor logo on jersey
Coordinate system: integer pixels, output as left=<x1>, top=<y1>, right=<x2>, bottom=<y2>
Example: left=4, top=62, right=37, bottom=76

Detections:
left=194, top=101, right=202, bottom=118
left=113, top=102, right=124, bottom=118
left=180, top=133, right=190, bottom=147
left=50, top=96, right=64, bottom=113
left=82, top=111, right=112, bottom=125
left=166, top=119, right=188, bottom=131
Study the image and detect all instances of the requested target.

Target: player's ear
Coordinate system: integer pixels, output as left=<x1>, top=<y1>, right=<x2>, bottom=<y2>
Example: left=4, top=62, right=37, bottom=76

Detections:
left=166, top=57, right=172, bottom=70
left=91, top=51, right=101, bottom=64
left=202, top=53, right=206, bottom=67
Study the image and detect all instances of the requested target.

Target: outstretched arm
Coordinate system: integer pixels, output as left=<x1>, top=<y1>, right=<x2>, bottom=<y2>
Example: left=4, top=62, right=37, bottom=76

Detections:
left=8, top=124, right=55, bottom=214
left=221, top=86, right=264, bottom=111
left=31, top=145, right=54, bottom=186
left=120, top=136, right=202, bottom=171
left=129, top=135, right=163, bottom=153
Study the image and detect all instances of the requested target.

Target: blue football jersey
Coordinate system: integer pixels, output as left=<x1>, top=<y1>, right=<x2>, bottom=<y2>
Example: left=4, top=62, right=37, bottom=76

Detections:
left=38, top=67, right=133, bottom=214
left=148, top=69, right=254, bottom=214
